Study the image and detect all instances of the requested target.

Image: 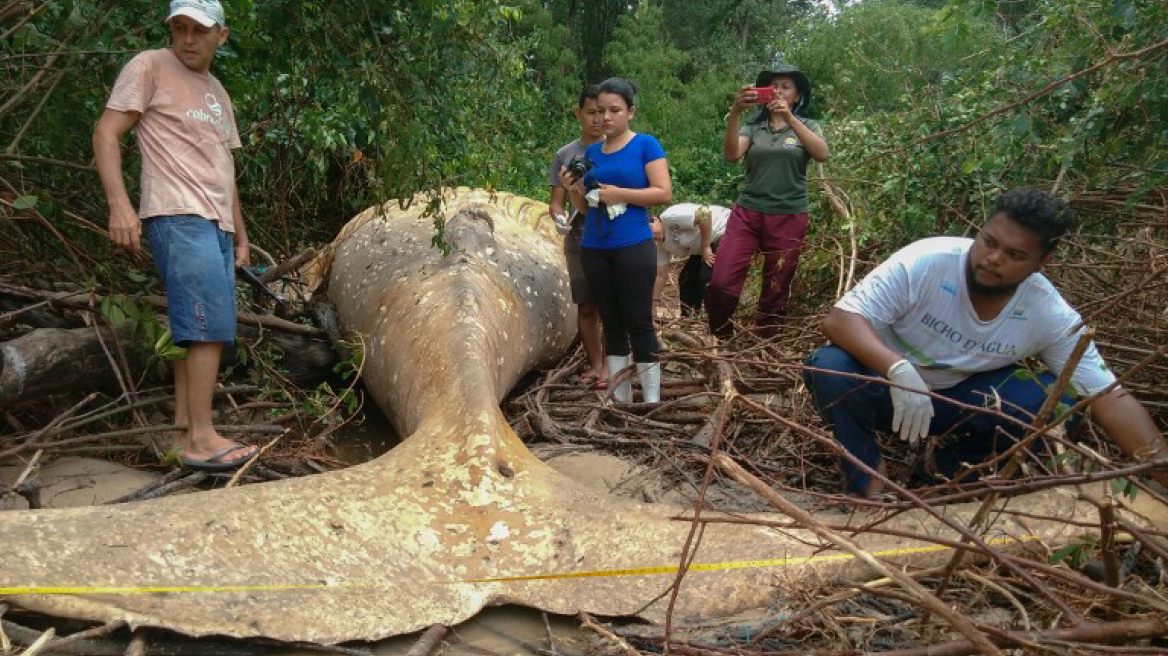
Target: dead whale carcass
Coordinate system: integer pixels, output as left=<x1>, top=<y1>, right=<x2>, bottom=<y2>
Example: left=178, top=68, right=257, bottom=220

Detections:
left=1, top=187, right=1165, bottom=644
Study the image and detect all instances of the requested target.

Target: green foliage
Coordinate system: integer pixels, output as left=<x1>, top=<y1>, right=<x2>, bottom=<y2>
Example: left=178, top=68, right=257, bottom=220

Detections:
left=99, top=293, right=163, bottom=345
left=332, top=339, right=365, bottom=383
left=301, top=381, right=360, bottom=425
left=153, top=328, right=188, bottom=363
left=12, top=195, right=38, bottom=211
left=1110, top=476, right=1139, bottom=500
left=1048, top=534, right=1097, bottom=569
left=769, top=0, right=1168, bottom=265
left=98, top=293, right=185, bottom=371
left=2, top=0, right=1165, bottom=278
left=605, top=3, right=691, bottom=133
left=788, top=1, right=1003, bottom=116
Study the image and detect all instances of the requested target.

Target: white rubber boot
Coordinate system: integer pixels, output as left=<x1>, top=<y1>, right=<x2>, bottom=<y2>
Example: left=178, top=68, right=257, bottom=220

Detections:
left=636, top=362, right=661, bottom=404
left=606, top=355, right=633, bottom=403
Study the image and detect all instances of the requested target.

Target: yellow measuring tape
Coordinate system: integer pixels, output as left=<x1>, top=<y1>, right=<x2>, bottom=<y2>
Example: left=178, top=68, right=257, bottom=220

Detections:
left=0, top=536, right=1041, bottom=595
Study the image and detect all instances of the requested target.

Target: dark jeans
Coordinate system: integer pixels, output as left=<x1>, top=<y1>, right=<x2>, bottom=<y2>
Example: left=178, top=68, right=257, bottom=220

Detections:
left=678, top=238, right=719, bottom=316
left=706, top=205, right=809, bottom=340
left=581, top=239, right=659, bottom=362
left=802, top=345, right=1076, bottom=493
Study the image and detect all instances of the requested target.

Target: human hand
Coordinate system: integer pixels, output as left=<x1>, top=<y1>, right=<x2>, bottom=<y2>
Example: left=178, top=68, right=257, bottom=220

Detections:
left=887, top=359, right=933, bottom=445
left=558, top=166, right=581, bottom=192
left=732, top=85, right=756, bottom=113
left=768, top=95, right=793, bottom=119
left=650, top=218, right=664, bottom=242
left=108, top=203, right=142, bottom=254
left=597, top=184, right=621, bottom=205
left=702, top=247, right=715, bottom=267
left=234, top=239, right=251, bottom=268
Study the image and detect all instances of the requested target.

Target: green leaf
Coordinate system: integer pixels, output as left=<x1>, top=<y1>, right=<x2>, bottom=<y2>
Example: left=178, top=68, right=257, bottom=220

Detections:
left=159, top=345, right=189, bottom=362
left=1048, top=544, right=1079, bottom=565
left=100, top=295, right=128, bottom=326
left=12, top=195, right=38, bottom=211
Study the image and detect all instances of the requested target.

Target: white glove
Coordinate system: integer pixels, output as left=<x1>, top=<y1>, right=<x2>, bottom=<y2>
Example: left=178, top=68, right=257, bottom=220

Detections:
left=887, top=359, right=933, bottom=445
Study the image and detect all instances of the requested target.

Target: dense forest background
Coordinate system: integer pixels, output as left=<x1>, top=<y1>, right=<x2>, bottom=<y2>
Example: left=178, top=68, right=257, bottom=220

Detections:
left=1, top=0, right=1166, bottom=299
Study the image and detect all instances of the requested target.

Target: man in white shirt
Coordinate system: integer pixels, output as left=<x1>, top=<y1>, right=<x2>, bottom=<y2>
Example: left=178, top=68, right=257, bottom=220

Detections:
left=650, top=203, right=730, bottom=316
left=804, top=187, right=1167, bottom=497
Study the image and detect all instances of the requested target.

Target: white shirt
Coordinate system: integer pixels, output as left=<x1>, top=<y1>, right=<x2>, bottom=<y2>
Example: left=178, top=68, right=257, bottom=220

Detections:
left=836, top=236, right=1116, bottom=394
left=656, top=203, right=730, bottom=264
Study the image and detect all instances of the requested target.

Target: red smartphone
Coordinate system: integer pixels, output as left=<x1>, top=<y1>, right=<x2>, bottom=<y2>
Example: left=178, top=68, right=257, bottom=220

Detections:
left=751, top=86, right=776, bottom=104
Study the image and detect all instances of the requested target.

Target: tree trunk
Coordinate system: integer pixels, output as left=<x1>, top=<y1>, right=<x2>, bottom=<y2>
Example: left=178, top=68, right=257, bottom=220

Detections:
left=0, top=325, right=340, bottom=410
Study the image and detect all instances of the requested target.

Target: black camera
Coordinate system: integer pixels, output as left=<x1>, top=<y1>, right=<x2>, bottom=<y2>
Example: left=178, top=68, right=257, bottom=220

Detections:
left=566, top=155, right=593, bottom=182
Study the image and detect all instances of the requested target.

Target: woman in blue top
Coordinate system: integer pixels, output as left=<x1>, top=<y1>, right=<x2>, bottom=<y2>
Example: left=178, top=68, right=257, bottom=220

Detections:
left=560, top=77, right=672, bottom=404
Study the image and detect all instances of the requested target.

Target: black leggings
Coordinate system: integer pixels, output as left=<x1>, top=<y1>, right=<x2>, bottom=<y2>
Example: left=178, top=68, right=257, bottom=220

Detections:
left=678, top=237, right=720, bottom=316
left=581, top=239, right=658, bottom=362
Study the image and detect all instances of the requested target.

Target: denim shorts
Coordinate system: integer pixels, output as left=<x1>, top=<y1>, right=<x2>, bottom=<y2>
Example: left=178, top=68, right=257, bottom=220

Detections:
left=563, top=216, right=594, bottom=305
left=143, top=214, right=236, bottom=345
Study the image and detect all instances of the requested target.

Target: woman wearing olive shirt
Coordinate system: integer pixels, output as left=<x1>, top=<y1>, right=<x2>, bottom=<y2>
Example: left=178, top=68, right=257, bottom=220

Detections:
left=707, top=65, right=829, bottom=340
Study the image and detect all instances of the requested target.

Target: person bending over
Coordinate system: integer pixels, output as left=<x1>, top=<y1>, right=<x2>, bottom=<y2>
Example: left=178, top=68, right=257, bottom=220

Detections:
left=650, top=203, right=730, bottom=318
left=803, top=187, right=1167, bottom=497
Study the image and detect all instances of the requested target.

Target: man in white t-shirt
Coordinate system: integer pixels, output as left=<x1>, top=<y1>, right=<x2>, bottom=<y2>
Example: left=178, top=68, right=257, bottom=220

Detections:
left=650, top=203, right=730, bottom=317
left=93, top=0, right=258, bottom=471
left=803, top=187, right=1167, bottom=497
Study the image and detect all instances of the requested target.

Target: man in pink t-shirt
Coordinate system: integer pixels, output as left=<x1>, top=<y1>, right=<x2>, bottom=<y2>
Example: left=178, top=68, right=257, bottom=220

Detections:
left=93, top=0, right=258, bottom=471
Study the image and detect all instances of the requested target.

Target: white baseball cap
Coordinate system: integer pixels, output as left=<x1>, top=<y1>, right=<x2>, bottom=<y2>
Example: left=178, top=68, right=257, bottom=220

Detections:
left=167, top=0, right=226, bottom=28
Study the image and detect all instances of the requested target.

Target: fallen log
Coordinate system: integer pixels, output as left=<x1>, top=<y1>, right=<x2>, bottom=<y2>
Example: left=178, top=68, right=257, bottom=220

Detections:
left=0, top=325, right=148, bottom=409
left=0, top=323, right=340, bottom=409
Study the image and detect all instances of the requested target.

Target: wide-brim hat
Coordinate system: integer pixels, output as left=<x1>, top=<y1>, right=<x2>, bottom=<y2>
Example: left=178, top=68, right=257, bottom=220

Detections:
left=756, top=64, right=811, bottom=113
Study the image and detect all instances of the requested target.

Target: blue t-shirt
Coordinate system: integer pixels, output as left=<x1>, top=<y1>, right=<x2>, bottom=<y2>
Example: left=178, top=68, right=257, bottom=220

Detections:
left=579, top=133, right=667, bottom=249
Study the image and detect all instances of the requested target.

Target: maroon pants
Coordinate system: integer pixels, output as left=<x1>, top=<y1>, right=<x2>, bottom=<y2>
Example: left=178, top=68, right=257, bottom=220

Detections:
left=706, top=205, right=809, bottom=340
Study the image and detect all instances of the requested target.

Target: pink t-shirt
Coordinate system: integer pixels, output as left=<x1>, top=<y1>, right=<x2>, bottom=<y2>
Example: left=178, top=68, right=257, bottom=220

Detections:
left=106, top=48, right=242, bottom=231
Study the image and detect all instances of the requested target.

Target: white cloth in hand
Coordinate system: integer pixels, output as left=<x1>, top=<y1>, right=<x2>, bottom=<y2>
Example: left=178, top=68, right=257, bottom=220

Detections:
left=584, top=189, right=627, bottom=219
left=886, top=359, right=933, bottom=445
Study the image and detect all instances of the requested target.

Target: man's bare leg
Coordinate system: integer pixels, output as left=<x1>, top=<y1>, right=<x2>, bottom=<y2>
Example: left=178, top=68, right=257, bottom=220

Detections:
left=578, top=302, right=606, bottom=383
left=174, top=342, right=257, bottom=461
left=173, top=358, right=190, bottom=448
left=172, top=354, right=189, bottom=427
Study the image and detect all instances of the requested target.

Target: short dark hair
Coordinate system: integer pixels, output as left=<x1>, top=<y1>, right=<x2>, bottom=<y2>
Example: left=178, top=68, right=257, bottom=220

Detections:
left=992, top=187, right=1076, bottom=254
left=598, top=77, right=637, bottom=108
left=577, top=84, right=600, bottom=107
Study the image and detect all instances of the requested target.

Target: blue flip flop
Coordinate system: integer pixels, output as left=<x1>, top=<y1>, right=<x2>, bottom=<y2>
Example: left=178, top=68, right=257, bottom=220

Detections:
left=179, top=444, right=258, bottom=472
